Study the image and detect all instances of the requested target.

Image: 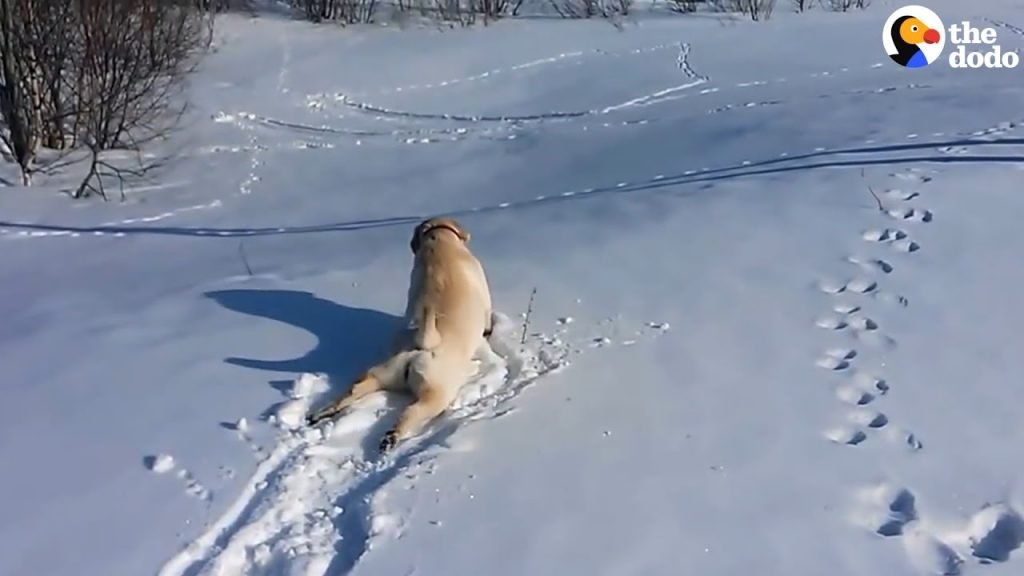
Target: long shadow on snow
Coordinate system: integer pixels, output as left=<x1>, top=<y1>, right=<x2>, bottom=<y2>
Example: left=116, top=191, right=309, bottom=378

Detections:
left=204, top=288, right=401, bottom=391
left=3, top=137, right=1023, bottom=238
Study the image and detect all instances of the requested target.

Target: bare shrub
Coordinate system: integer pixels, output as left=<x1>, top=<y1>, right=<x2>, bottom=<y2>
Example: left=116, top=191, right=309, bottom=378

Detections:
left=793, top=0, right=807, bottom=11
left=667, top=0, right=699, bottom=13
left=474, top=0, right=512, bottom=22
left=822, top=0, right=868, bottom=11
left=0, top=0, right=49, bottom=184
left=296, top=0, right=380, bottom=24
left=721, top=0, right=774, bottom=20
left=610, top=0, right=633, bottom=16
left=297, top=0, right=522, bottom=25
left=433, top=0, right=478, bottom=25
left=0, top=0, right=210, bottom=196
left=198, top=0, right=257, bottom=12
left=72, top=0, right=209, bottom=199
left=549, top=0, right=633, bottom=19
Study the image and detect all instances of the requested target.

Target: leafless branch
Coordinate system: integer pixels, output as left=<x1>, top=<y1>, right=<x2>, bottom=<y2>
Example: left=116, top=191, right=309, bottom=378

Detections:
left=520, top=287, right=537, bottom=345
left=2, top=0, right=209, bottom=197
left=861, top=168, right=885, bottom=212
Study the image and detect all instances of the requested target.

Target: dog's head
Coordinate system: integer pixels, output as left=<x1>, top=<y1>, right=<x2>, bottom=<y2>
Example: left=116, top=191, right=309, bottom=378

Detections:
left=410, top=217, right=471, bottom=254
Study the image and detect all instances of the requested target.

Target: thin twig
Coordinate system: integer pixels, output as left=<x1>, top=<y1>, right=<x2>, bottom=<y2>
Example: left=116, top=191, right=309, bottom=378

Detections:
left=520, top=287, right=537, bottom=345
left=866, top=185, right=885, bottom=212
left=861, top=168, right=885, bottom=212
left=238, top=241, right=253, bottom=277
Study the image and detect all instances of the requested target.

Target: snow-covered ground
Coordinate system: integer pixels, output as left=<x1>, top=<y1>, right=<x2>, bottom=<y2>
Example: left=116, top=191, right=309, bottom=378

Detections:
left=3, top=0, right=1024, bottom=574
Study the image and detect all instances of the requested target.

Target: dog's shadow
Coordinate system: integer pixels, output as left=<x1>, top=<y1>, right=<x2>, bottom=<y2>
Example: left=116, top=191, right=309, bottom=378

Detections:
left=204, top=289, right=408, bottom=439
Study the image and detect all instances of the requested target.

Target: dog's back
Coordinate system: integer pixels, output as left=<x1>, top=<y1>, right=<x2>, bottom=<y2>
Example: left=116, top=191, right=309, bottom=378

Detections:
left=415, top=239, right=490, bottom=356
left=406, top=218, right=491, bottom=356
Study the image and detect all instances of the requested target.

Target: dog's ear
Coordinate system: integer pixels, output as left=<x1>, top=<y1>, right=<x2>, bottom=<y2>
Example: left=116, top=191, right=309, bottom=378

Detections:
left=410, top=220, right=428, bottom=254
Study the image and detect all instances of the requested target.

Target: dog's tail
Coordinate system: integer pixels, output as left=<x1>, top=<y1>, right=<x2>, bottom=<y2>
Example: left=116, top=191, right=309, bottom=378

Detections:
left=414, top=308, right=442, bottom=350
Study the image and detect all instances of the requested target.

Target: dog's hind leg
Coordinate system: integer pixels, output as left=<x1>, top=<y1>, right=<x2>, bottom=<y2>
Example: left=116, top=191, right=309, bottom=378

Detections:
left=305, top=374, right=382, bottom=425
left=306, top=351, right=417, bottom=426
left=379, top=382, right=458, bottom=452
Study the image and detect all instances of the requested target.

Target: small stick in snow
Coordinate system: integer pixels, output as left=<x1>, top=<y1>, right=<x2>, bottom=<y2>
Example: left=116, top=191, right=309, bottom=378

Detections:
left=861, top=168, right=885, bottom=213
left=238, top=241, right=254, bottom=277
left=866, top=185, right=885, bottom=213
left=520, top=287, right=537, bottom=345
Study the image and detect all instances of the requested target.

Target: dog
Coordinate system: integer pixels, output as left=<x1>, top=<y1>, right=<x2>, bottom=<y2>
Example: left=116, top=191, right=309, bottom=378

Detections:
left=305, top=217, right=494, bottom=453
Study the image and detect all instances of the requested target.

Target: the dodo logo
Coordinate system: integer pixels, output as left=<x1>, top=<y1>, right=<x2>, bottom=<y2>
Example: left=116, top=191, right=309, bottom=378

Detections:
left=883, top=5, right=945, bottom=68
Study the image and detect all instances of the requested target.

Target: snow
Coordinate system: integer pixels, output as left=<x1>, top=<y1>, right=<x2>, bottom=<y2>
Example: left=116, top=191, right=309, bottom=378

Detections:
left=2, top=0, right=1024, bottom=575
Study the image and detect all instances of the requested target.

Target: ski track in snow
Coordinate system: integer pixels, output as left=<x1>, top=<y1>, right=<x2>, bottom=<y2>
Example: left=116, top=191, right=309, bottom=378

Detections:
left=155, top=311, right=669, bottom=576
left=4, top=34, right=1023, bottom=241
left=4, top=116, right=1022, bottom=241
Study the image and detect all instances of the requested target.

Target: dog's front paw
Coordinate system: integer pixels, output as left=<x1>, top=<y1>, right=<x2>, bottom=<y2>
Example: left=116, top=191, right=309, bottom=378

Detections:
left=379, top=430, right=399, bottom=453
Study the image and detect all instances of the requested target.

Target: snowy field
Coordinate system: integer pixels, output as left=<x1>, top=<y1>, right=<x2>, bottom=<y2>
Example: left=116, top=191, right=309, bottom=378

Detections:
left=3, top=0, right=1024, bottom=575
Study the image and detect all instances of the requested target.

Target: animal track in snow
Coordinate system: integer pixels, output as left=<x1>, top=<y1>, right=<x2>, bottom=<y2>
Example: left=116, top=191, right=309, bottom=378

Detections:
left=872, top=290, right=910, bottom=308
left=885, top=188, right=921, bottom=202
left=817, top=347, right=856, bottom=371
left=862, top=228, right=921, bottom=253
left=835, top=386, right=872, bottom=405
left=816, top=276, right=877, bottom=295
left=903, top=526, right=964, bottom=575
left=853, top=483, right=919, bottom=537
left=825, top=427, right=867, bottom=446
left=891, top=238, right=920, bottom=253
left=831, top=369, right=878, bottom=401
left=815, top=305, right=878, bottom=335
left=329, top=42, right=709, bottom=125
left=854, top=489, right=1024, bottom=571
left=847, top=315, right=878, bottom=331
left=964, top=503, right=1024, bottom=563
left=847, top=484, right=1024, bottom=574
left=815, top=314, right=848, bottom=330
left=817, top=278, right=848, bottom=295
left=821, top=300, right=895, bottom=349
left=814, top=171, right=925, bottom=452
left=308, top=52, right=889, bottom=122
left=847, top=256, right=894, bottom=275
left=222, top=417, right=267, bottom=459
left=891, top=169, right=933, bottom=184
left=847, top=409, right=889, bottom=429
left=145, top=453, right=212, bottom=502
left=887, top=207, right=933, bottom=223
left=863, top=228, right=908, bottom=242
left=846, top=277, right=878, bottom=294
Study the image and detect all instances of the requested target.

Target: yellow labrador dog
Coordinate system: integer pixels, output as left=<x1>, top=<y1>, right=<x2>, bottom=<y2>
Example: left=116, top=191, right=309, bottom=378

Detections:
left=306, top=217, right=493, bottom=452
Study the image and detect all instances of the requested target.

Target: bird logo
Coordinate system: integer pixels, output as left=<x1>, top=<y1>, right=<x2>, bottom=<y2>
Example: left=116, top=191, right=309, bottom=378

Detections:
left=883, top=6, right=946, bottom=68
